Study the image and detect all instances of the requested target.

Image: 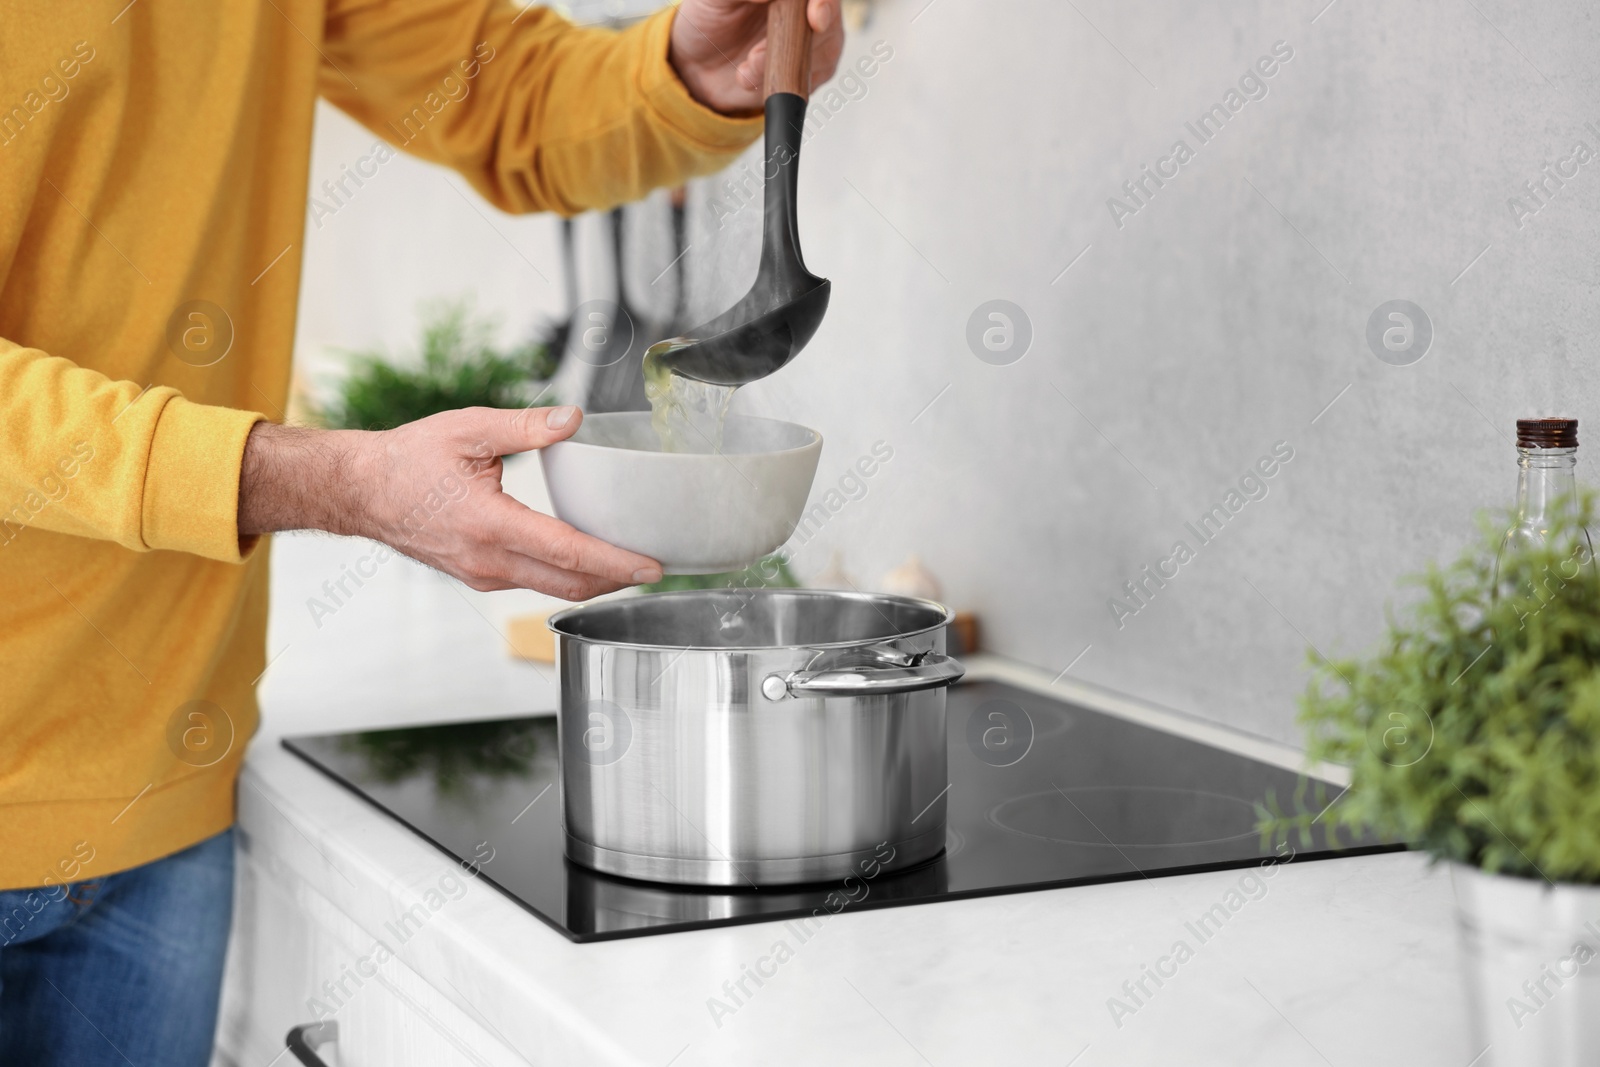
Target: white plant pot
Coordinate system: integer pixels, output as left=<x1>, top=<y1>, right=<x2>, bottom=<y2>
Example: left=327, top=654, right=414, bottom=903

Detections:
left=1451, top=862, right=1600, bottom=1066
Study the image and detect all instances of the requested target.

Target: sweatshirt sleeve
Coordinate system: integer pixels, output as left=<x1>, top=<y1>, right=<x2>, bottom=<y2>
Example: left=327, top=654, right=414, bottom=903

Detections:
left=317, top=1, right=763, bottom=216
left=0, top=340, right=264, bottom=562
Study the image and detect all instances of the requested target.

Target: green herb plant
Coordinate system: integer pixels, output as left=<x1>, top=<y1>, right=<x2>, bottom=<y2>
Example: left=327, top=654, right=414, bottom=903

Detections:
left=316, top=299, right=557, bottom=431
left=1269, top=491, right=1600, bottom=883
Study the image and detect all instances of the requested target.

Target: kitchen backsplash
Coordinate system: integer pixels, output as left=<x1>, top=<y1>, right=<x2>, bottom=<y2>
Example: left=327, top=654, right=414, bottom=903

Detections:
left=292, top=0, right=1600, bottom=745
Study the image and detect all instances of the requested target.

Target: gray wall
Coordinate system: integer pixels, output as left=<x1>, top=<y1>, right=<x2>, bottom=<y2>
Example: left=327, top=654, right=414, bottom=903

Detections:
left=293, top=0, right=1600, bottom=745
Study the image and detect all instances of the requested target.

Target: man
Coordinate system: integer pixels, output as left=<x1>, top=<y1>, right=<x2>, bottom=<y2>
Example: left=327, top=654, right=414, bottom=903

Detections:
left=0, top=0, right=843, bottom=1062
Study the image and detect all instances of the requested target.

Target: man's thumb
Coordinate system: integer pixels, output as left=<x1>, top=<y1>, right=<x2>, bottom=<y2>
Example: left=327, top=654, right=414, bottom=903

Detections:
left=461, top=405, right=581, bottom=456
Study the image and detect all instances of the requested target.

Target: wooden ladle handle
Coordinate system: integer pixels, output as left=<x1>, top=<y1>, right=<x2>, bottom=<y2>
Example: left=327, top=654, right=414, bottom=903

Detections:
left=765, top=0, right=814, bottom=99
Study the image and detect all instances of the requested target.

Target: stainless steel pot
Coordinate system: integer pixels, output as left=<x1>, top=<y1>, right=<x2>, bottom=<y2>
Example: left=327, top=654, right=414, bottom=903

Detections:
left=548, top=589, right=963, bottom=886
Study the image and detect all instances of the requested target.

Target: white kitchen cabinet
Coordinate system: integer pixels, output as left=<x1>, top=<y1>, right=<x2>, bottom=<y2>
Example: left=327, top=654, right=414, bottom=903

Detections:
left=215, top=824, right=527, bottom=1067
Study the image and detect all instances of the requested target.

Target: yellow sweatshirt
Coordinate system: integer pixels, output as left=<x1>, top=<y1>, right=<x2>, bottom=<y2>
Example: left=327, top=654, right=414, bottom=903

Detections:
left=0, top=0, right=759, bottom=890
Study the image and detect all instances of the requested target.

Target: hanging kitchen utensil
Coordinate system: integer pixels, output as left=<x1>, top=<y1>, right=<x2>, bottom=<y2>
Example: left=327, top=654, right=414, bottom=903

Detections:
left=667, top=184, right=689, bottom=334
left=536, top=216, right=578, bottom=376
left=582, top=208, right=649, bottom=413
left=644, top=0, right=830, bottom=387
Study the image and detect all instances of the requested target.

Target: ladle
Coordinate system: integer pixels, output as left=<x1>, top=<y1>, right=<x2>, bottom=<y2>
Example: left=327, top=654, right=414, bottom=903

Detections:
left=645, top=0, right=830, bottom=386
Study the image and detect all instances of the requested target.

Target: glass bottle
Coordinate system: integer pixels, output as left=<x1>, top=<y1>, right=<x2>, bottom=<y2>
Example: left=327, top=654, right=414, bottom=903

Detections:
left=1494, top=417, right=1595, bottom=593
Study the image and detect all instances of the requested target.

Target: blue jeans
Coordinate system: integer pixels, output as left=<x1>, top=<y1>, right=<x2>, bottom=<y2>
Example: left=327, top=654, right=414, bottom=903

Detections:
left=0, top=828, right=234, bottom=1067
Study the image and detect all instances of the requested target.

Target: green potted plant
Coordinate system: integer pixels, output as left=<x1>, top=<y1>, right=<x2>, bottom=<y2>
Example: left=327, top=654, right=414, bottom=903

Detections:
left=1280, top=493, right=1600, bottom=1066
left=314, top=299, right=557, bottom=431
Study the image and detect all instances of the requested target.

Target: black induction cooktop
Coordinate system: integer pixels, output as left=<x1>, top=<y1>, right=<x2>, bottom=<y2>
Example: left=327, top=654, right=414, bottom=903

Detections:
left=283, top=679, right=1397, bottom=942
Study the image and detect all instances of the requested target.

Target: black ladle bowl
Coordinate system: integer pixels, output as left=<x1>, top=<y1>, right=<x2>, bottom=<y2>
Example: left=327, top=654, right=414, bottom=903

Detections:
left=648, top=4, right=830, bottom=386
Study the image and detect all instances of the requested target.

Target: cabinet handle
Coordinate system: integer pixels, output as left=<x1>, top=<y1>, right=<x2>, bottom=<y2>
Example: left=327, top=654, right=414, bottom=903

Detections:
left=286, top=1021, right=338, bottom=1066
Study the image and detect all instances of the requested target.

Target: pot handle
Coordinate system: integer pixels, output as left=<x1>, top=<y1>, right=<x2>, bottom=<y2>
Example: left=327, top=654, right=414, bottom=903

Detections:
left=762, top=652, right=965, bottom=700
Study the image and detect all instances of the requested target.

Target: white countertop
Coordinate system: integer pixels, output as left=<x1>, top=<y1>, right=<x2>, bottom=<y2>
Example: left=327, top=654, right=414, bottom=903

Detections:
left=245, top=519, right=1475, bottom=1067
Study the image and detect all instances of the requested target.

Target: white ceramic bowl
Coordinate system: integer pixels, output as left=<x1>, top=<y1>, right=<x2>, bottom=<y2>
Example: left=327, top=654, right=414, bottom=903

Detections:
left=539, top=412, right=823, bottom=574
